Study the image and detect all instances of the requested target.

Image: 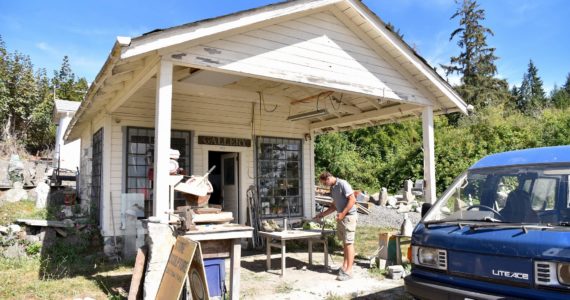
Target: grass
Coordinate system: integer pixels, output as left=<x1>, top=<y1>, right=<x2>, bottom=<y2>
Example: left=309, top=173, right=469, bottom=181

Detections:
left=355, top=226, right=396, bottom=258
left=0, top=200, right=60, bottom=225
left=0, top=256, right=134, bottom=299
left=0, top=200, right=133, bottom=299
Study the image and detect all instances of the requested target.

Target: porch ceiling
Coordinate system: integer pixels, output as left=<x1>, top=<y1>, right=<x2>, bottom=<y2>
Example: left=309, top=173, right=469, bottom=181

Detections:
left=111, top=66, right=452, bottom=134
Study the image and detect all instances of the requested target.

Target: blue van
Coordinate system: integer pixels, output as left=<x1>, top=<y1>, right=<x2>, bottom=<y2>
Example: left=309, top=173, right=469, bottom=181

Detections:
left=405, top=146, right=570, bottom=299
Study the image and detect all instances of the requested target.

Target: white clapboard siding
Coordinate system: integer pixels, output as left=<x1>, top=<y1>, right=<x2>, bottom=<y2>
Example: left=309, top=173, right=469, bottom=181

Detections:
left=98, top=87, right=314, bottom=233
left=169, top=11, right=431, bottom=105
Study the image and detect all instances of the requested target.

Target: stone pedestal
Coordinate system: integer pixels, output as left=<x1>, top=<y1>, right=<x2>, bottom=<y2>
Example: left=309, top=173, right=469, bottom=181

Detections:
left=143, top=221, right=176, bottom=299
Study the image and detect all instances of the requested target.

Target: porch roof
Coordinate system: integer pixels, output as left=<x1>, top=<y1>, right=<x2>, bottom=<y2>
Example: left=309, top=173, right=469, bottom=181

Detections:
left=65, top=0, right=469, bottom=141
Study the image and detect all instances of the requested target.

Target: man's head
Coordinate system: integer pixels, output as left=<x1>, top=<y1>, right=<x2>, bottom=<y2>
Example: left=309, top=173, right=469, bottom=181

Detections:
left=319, top=171, right=336, bottom=187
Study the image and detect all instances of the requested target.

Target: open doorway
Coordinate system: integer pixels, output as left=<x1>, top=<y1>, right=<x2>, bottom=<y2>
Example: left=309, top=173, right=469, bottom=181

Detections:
left=208, top=151, right=239, bottom=223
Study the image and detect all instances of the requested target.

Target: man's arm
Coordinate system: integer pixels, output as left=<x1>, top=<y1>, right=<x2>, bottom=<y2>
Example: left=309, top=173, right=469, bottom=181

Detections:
left=315, top=202, right=336, bottom=220
left=337, top=193, right=356, bottom=221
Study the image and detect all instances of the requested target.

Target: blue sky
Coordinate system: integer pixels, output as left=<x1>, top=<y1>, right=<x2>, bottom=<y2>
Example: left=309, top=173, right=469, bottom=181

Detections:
left=1, top=0, right=569, bottom=92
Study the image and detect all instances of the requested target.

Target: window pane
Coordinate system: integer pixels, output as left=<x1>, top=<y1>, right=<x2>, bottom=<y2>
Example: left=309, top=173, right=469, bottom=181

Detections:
left=126, top=127, right=191, bottom=217
left=256, top=136, right=303, bottom=218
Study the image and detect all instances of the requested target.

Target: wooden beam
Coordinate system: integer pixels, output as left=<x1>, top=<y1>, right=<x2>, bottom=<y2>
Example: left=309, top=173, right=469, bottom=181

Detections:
left=310, top=103, right=417, bottom=130
left=174, top=81, right=293, bottom=105
left=153, top=60, right=173, bottom=222
left=290, top=91, right=333, bottom=105
left=105, top=56, right=160, bottom=113
left=422, top=106, right=436, bottom=204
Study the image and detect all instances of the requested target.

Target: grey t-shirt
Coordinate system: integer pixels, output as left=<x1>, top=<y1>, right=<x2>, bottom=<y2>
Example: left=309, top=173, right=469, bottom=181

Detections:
left=330, top=178, right=356, bottom=215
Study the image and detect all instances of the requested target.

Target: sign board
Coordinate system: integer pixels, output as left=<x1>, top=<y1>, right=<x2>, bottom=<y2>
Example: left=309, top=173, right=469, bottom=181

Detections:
left=157, top=237, right=210, bottom=300
left=157, top=237, right=196, bottom=300
left=198, top=135, right=251, bottom=147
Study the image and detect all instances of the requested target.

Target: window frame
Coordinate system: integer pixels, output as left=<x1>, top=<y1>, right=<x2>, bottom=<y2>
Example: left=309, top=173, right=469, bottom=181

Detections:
left=91, top=128, right=103, bottom=224
left=255, top=136, right=303, bottom=218
left=125, top=127, right=192, bottom=217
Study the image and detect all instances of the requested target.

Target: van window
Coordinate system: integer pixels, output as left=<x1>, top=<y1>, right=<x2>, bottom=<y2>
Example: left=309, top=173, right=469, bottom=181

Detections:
left=530, top=178, right=557, bottom=211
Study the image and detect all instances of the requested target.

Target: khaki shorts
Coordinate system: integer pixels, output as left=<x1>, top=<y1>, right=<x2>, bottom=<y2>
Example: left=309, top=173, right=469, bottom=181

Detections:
left=337, top=214, right=357, bottom=244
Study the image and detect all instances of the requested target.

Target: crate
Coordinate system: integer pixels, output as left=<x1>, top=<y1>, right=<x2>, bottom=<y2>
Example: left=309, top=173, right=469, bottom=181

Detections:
left=204, top=258, right=226, bottom=298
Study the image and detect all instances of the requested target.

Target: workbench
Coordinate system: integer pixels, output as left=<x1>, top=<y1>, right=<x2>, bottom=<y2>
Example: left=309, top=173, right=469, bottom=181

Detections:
left=183, top=224, right=253, bottom=300
left=259, top=229, right=334, bottom=276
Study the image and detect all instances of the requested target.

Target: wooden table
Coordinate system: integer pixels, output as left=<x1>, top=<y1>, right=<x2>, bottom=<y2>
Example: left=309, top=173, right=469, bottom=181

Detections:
left=183, top=224, right=253, bottom=300
left=259, top=229, right=333, bottom=276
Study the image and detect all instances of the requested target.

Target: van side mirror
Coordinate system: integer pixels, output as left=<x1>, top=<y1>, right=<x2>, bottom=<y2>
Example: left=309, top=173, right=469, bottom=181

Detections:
left=421, top=203, right=432, bottom=218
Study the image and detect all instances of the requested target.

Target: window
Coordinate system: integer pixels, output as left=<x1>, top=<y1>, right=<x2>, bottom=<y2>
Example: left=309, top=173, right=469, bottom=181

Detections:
left=125, top=127, right=191, bottom=217
left=256, top=136, right=302, bottom=218
left=91, top=128, right=103, bottom=224
left=530, top=178, right=557, bottom=211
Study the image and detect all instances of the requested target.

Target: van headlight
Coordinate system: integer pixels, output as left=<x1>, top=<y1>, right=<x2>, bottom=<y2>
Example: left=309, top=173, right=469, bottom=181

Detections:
left=557, top=263, right=570, bottom=285
left=412, top=246, right=447, bottom=270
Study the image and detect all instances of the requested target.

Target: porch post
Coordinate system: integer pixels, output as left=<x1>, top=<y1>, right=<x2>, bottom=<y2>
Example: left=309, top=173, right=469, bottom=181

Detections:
left=153, top=59, right=173, bottom=222
left=422, top=106, right=436, bottom=204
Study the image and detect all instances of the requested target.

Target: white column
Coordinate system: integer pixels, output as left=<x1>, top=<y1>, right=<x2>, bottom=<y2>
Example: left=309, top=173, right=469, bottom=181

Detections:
left=422, top=106, right=436, bottom=204
left=153, top=60, right=173, bottom=222
left=54, top=114, right=72, bottom=168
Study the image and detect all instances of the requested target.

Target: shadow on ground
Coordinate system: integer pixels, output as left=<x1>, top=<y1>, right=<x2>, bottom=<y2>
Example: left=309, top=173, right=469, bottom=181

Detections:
left=353, top=286, right=412, bottom=300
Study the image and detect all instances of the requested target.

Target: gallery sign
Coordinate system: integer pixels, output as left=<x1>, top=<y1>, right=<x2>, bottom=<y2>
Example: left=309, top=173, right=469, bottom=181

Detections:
left=198, top=135, right=251, bottom=147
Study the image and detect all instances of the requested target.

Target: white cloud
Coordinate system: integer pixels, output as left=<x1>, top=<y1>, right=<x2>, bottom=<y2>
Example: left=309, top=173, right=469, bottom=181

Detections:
left=36, top=42, right=60, bottom=56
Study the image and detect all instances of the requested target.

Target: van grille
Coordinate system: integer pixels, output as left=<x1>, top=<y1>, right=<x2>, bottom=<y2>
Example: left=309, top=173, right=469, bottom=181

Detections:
left=437, top=250, right=447, bottom=269
left=535, top=261, right=557, bottom=286
left=536, top=263, right=551, bottom=283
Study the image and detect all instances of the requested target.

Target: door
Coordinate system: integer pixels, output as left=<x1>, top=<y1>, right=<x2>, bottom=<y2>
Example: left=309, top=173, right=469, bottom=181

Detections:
left=221, top=153, right=239, bottom=222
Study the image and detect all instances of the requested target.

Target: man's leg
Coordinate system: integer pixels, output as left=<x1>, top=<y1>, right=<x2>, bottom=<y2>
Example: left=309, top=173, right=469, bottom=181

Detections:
left=345, top=243, right=355, bottom=275
left=342, top=243, right=348, bottom=271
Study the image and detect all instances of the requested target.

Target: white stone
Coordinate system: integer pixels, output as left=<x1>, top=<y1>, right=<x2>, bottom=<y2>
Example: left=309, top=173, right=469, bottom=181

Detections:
left=144, top=222, right=177, bottom=300
left=380, top=187, right=388, bottom=206
left=387, top=196, right=397, bottom=207
left=0, top=225, right=8, bottom=234
left=2, top=186, right=28, bottom=203
left=25, top=235, right=40, bottom=243
left=35, top=182, right=50, bottom=209
left=8, top=224, right=21, bottom=233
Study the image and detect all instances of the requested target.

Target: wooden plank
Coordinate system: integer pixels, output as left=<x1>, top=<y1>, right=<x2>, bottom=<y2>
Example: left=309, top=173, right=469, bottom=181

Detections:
left=153, top=60, right=173, bottom=222
left=128, top=246, right=147, bottom=300
left=422, top=106, right=436, bottom=204
left=123, top=0, right=343, bottom=59
left=229, top=238, right=241, bottom=300
left=200, top=240, right=231, bottom=258
left=344, top=0, right=468, bottom=113
left=310, top=103, right=417, bottom=130
left=16, top=219, right=74, bottom=228
left=179, top=38, right=426, bottom=100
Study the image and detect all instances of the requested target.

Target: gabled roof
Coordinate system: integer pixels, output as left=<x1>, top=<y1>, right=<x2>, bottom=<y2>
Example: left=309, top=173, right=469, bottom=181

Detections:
left=65, top=0, right=469, bottom=141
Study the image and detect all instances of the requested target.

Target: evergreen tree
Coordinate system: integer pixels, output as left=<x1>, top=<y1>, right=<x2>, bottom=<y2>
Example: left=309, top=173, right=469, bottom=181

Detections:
left=517, top=60, right=546, bottom=114
left=442, top=0, right=509, bottom=108
left=52, top=56, right=88, bottom=101
left=551, top=73, right=570, bottom=109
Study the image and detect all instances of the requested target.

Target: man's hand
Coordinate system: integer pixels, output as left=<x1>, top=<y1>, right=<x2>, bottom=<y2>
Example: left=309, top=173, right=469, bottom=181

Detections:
left=336, top=211, right=346, bottom=221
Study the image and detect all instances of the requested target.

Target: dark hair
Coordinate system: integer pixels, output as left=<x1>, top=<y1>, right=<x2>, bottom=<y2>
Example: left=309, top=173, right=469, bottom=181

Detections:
left=319, top=171, right=332, bottom=181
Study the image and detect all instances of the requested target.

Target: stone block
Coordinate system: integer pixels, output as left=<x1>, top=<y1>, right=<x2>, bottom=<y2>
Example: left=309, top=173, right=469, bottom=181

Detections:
left=143, top=221, right=177, bottom=300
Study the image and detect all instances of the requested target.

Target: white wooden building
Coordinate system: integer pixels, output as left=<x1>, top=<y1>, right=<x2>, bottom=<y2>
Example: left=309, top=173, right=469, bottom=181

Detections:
left=53, top=99, right=81, bottom=172
left=65, top=0, right=469, bottom=239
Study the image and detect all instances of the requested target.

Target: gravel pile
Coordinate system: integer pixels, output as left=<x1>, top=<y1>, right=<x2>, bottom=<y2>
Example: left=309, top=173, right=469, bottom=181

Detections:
left=357, top=204, right=422, bottom=229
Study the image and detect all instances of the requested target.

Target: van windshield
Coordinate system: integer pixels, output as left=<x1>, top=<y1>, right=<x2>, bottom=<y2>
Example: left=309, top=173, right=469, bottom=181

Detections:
left=423, top=166, right=570, bottom=226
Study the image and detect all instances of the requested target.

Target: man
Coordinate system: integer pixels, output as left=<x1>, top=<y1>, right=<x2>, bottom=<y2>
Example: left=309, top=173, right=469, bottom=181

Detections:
left=315, top=171, right=357, bottom=281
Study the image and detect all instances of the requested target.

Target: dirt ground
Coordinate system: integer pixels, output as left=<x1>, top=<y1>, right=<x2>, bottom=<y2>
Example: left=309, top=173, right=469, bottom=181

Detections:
left=236, top=250, right=407, bottom=300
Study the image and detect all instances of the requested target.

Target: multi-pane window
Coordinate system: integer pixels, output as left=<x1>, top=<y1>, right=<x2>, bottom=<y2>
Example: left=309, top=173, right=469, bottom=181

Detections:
left=256, top=136, right=302, bottom=218
left=91, top=128, right=103, bottom=224
left=125, top=127, right=191, bottom=217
